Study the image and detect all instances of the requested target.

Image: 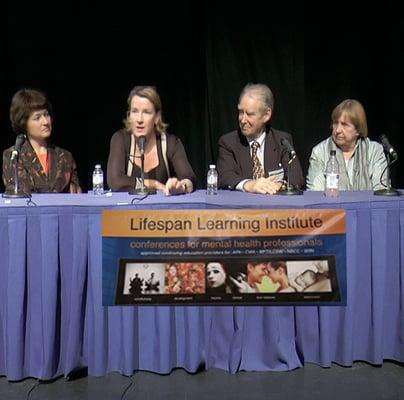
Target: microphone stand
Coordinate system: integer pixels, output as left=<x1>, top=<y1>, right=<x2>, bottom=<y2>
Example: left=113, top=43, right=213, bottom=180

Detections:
left=129, top=152, right=156, bottom=195
left=278, top=154, right=303, bottom=195
left=2, top=156, right=30, bottom=199
left=374, top=153, right=399, bottom=196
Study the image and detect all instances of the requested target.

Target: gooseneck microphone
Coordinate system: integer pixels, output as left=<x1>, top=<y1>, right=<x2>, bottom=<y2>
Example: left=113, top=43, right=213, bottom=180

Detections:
left=278, top=137, right=302, bottom=196
left=137, top=135, right=146, bottom=156
left=10, top=134, right=26, bottom=161
left=3, top=134, right=29, bottom=198
left=374, top=134, right=399, bottom=196
left=129, top=135, right=156, bottom=195
left=379, top=134, right=398, bottom=160
left=281, top=137, right=296, bottom=158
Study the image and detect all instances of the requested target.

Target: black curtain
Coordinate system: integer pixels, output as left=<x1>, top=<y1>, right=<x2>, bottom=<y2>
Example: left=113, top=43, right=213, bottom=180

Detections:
left=1, top=3, right=402, bottom=191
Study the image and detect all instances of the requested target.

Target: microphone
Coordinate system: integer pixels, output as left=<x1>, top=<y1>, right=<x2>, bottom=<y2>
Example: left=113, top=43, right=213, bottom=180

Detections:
left=281, top=137, right=296, bottom=158
left=374, top=134, right=399, bottom=196
left=278, top=137, right=302, bottom=196
left=3, top=133, right=29, bottom=198
left=10, top=134, right=26, bottom=161
left=380, top=134, right=398, bottom=159
left=137, top=135, right=146, bottom=156
left=129, top=134, right=156, bottom=195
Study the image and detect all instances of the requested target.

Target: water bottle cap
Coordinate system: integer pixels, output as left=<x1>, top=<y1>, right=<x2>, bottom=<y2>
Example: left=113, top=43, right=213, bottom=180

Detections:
left=95, top=164, right=101, bottom=168
left=209, top=164, right=216, bottom=169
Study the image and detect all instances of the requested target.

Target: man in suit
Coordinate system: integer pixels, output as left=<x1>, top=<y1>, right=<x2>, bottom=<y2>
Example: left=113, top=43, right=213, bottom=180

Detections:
left=217, top=83, right=304, bottom=194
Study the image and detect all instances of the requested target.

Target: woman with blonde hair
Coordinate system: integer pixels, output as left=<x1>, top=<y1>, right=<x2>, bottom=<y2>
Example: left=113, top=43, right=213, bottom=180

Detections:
left=107, top=86, right=196, bottom=194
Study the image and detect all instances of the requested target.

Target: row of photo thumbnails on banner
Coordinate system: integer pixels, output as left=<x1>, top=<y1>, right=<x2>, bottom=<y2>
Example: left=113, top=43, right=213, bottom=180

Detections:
left=114, top=256, right=341, bottom=305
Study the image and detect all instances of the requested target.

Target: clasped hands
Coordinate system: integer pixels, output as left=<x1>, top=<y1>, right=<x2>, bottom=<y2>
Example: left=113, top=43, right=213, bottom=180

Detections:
left=151, top=177, right=192, bottom=195
left=243, top=176, right=283, bottom=194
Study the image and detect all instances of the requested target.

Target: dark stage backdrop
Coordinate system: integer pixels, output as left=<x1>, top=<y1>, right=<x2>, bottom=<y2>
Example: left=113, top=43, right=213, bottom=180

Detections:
left=1, top=3, right=402, bottom=191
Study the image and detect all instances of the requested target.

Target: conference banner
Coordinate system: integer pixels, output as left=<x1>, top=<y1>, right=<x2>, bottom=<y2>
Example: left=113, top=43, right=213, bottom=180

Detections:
left=102, top=209, right=346, bottom=306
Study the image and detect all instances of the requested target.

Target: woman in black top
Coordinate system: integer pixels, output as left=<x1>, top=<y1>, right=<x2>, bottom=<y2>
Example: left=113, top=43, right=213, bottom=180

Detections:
left=107, top=86, right=196, bottom=194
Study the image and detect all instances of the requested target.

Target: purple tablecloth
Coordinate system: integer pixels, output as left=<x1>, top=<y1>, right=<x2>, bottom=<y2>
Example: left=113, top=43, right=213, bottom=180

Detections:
left=0, top=190, right=403, bottom=379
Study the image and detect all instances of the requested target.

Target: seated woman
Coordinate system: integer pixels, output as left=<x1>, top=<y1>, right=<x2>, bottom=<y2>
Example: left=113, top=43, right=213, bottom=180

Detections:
left=107, top=85, right=196, bottom=194
left=306, top=99, right=387, bottom=191
left=2, top=89, right=81, bottom=194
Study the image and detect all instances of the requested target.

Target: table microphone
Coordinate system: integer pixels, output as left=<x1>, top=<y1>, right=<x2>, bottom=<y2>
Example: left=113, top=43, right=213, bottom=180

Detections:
left=129, top=135, right=156, bottom=195
left=374, top=134, right=399, bottom=196
left=380, top=134, right=398, bottom=160
left=3, top=134, right=29, bottom=198
left=10, top=134, right=26, bottom=162
left=138, top=135, right=146, bottom=156
left=281, top=138, right=296, bottom=158
left=278, top=137, right=302, bottom=195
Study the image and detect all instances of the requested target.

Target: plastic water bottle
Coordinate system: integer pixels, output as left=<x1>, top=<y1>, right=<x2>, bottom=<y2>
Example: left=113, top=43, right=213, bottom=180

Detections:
left=92, top=164, right=104, bottom=195
left=325, top=150, right=339, bottom=197
left=207, top=164, right=218, bottom=195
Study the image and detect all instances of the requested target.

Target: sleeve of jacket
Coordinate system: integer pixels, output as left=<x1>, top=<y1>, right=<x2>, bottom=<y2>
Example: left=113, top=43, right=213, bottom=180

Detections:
left=107, top=130, right=138, bottom=192
left=2, top=148, right=13, bottom=192
left=66, top=151, right=82, bottom=193
left=217, top=134, right=250, bottom=190
left=167, top=135, right=197, bottom=187
left=306, top=144, right=326, bottom=191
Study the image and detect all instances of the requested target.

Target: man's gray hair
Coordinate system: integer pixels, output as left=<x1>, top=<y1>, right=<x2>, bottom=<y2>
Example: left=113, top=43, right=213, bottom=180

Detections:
left=239, top=83, right=274, bottom=111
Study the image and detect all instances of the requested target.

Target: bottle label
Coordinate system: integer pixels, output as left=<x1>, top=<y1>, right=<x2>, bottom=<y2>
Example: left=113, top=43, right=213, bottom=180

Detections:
left=326, top=173, right=338, bottom=189
left=207, top=175, right=217, bottom=185
left=93, top=175, right=103, bottom=185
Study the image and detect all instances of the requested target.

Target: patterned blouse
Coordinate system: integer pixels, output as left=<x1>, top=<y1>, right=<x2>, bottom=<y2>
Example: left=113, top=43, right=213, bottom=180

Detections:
left=2, top=140, right=81, bottom=194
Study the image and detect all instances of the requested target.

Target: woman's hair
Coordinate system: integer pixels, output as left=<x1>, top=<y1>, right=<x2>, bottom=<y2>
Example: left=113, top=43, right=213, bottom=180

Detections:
left=331, top=99, right=368, bottom=138
left=124, top=85, right=168, bottom=134
left=239, top=83, right=274, bottom=112
left=10, top=88, right=52, bottom=135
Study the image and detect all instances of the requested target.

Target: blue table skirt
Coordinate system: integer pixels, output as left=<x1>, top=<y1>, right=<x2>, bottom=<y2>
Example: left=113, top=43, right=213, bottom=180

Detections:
left=0, top=190, right=403, bottom=380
